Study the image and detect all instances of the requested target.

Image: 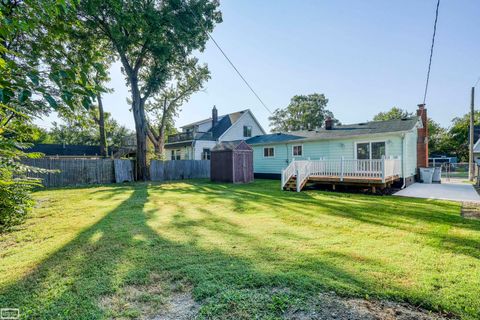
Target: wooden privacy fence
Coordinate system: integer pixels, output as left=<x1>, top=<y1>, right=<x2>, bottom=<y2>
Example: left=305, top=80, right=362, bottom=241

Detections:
left=22, top=158, right=134, bottom=187
left=150, top=160, right=210, bottom=181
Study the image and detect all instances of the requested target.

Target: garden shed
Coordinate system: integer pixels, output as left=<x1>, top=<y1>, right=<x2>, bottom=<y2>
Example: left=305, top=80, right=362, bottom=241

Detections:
left=211, top=140, right=254, bottom=183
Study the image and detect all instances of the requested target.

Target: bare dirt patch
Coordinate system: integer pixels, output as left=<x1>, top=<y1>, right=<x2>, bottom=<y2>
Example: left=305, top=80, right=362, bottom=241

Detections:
left=99, top=273, right=198, bottom=320
left=149, top=291, right=199, bottom=320
left=461, top=201, right=480, bottom=220
left=286, top=292, right=453, bottom=320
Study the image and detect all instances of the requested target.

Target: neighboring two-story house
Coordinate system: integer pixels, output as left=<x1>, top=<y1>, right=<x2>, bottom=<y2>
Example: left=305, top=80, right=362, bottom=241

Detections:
left=164, top=106, right=266, bottom=160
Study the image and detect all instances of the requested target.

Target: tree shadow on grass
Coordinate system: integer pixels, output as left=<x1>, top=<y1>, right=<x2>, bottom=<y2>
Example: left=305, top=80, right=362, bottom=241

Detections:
left=0, top=183, right=394, bottom=320
left=0, top=181, right=477, bottom=319
left=163, top=179, right=480, bottom=260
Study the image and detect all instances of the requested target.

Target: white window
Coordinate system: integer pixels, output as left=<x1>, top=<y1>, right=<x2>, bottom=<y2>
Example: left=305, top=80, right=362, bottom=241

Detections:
left=202, top=148, right=211, bottom=160
left=243, top=125, right=252, bottom=137
left=263, top=147, right=275, bottom=157
left=171, top=149, right=181, bottom=160
left=292, top=145, right=303, bottom=157
left=356, top=141, right=385, bottom=160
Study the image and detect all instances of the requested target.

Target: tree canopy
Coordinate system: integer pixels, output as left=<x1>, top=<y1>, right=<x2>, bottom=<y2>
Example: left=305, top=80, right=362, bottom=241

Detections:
left=48, top=113, right=133, bottom=149
left=76, top=0, right=222, bottom=179
left=371, top=107, right=480, bottom=160
left=372, top=107, right=413, bottom=121
left=269, top=94, right=338, bottom=132
left=445, top=111, right=480, bottom=161
left=146, top=57, right=210, bottom=158
left=0, top=0, right=109, bottom=232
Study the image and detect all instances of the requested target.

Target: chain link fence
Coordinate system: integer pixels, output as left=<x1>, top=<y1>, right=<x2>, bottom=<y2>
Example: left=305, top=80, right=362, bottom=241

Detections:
left=441, top=162, right=470, bottom=181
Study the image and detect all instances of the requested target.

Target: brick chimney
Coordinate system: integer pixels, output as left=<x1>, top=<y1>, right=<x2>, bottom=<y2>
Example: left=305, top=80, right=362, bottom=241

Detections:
left=325, top=117, right=333, bottom=130
left=212, top=105, right=218, bottom=128
left=416, top=104, right=429, bottom=168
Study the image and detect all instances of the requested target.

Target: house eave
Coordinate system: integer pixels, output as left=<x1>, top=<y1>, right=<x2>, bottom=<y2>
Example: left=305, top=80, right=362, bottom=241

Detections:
left=247, top=130, right=415, bottom=146
left=164, top=141, right=194, bottom=148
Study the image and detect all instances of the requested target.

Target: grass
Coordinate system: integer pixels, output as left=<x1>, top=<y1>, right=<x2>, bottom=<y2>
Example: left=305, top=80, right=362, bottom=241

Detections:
left=0, top=179, right=479, bottom=319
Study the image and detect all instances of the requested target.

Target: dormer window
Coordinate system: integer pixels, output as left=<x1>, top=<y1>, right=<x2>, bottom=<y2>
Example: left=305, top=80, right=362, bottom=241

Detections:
left=243, top=125, right=252, bottom=137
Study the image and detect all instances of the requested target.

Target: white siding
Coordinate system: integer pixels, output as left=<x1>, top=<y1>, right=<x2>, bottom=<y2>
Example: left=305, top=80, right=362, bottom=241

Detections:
left=164, top=146, right=194, bottom=160
left=252, top=132, right=414, bottom=178
left=404, top=130, right=418, bottom=177
left=196, top=121, right=212, bottom=133
left=220, top=112, right=265, bottom=142
left=193, top=140, right=216, bottom=160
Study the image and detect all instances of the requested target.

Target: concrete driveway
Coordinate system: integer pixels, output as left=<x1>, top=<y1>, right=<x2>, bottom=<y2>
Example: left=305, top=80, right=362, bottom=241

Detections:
left=394, top=181, right=480, bottom=202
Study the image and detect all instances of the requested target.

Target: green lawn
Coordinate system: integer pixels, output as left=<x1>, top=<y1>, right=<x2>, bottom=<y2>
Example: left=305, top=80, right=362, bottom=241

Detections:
left=0, top=180, right=479, bottom=319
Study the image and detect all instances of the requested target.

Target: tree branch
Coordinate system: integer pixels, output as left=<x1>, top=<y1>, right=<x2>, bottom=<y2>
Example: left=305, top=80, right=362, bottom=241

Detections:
left=147, top=125, right=159, bottom=145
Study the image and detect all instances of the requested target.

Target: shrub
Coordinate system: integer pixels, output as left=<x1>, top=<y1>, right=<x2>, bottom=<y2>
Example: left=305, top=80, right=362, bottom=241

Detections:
left=0, top=109, right=45, bottom=233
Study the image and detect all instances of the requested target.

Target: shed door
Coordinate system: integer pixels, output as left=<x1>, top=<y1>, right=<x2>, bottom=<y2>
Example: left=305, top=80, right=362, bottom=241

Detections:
left=234, top=152, right=247, bottom=183
left=241, top=153, right=247, bottom=182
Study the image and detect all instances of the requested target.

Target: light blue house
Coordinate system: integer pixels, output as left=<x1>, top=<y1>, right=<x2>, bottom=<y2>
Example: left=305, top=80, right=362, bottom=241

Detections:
left=246, top=106, right=428, bottom=192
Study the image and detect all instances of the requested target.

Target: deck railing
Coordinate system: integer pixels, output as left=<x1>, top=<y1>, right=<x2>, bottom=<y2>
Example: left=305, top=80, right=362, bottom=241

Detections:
left=167, top=131, right=213, bottom=143
left=281, top=160, right=296, bottom=189
left=281, top=157, right=402, bottom=191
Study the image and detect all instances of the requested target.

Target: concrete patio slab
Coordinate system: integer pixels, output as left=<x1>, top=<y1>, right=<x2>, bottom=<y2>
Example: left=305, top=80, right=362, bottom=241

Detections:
left=394, top=182, right=480, bottom=202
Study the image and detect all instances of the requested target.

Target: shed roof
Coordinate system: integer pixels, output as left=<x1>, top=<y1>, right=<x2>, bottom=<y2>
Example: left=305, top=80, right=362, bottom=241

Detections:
left=211, top=140, right=252, bottom=152
left=247, top=117, right=420, bottom=145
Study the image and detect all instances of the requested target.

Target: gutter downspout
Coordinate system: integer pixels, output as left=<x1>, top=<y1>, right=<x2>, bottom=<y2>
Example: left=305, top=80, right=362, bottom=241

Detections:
left=286, top=143, right=289, bottom=165
left=401, top=133, right=406, bottom=189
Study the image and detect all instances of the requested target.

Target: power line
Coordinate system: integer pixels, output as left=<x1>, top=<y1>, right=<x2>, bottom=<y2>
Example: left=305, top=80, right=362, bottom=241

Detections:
left=474, top=76, right=480, bottom=87
left=186, top=7, right=272, bottom=115
left=422, top=0, right=440, bottom=105
left=207, top=34, right=272, bottom=114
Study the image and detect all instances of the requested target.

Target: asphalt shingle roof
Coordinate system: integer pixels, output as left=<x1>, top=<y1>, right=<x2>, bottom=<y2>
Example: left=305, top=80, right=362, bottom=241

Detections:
left=247, top=116, right=420, bottom=145
left=195, top=110, right=246, bottom=140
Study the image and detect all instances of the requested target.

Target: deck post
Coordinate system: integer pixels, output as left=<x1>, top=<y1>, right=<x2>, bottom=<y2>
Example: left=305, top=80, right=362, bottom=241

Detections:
left=340, top=157, right=344, bottom=182
left=281, top=169, right=284, bottom=190
left=381, top=155, right=386, bottom=183
left=296, top=169, right=300, bottom=192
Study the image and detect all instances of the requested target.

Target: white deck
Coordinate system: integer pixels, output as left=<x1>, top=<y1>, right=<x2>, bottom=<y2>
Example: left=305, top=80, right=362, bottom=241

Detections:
left=394, top=181, right=480, bottom=202
left=282, top=158, right=402, bottom=192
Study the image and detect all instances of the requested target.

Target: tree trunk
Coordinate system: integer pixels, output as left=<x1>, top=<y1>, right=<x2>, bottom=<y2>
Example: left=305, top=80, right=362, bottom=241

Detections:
left=158, top=125, right=165, bottom=158
left=130, top=78, right=148, bottom=181
left=157, top=98, right=168, bottom=159
left=97, top=93, right=108, bottom=157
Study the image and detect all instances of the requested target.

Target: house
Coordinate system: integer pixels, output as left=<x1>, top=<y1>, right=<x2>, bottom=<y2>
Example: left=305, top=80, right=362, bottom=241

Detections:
left=164, top=106, right=266, bottom=160
left=246, top=104, right=429, bottom=192
left=473, top=140, right=480, bottom=164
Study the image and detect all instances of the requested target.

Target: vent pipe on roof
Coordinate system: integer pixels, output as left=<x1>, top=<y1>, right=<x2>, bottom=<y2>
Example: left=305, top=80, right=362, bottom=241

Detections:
left=212, top=105, right=218, bottom=128
left=325, top=117, right=334, bottom=130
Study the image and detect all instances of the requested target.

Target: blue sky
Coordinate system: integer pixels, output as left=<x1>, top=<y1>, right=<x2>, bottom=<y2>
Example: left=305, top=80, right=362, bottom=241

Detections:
left=37, top=0, right=480, bottom=132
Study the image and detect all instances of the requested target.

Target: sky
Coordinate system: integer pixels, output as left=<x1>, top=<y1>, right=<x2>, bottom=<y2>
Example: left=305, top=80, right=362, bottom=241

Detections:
left=36, top=0, right=480, bottom=133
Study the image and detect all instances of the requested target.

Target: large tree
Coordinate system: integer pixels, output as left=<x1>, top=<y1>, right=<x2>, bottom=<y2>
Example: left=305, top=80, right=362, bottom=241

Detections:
left=372, top=107, right=413, bottom=121
left=0, top=0, right=107, bottom=231
left=269, top=93, right=337, bottom=132
left=49, top=113, right=133, bottom=149
left=77, top=0, right=222, bottom=179
left=1, top=0, right=105, bottom=119
left=146, top=58, right=210, bottom=158
left=447, top=111, right=480, bottom=162
left=372, top=107, right=449, bottom=157
left=428, top=119, right=449, bottom=156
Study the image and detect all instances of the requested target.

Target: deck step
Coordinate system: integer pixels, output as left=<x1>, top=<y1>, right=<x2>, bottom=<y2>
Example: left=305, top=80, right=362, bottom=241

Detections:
left=283, top=176, right=299, bottom=191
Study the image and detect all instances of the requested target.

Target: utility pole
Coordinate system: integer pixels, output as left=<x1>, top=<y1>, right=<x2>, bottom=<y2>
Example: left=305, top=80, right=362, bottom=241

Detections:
left=469, top=86, right=475, bottom=181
